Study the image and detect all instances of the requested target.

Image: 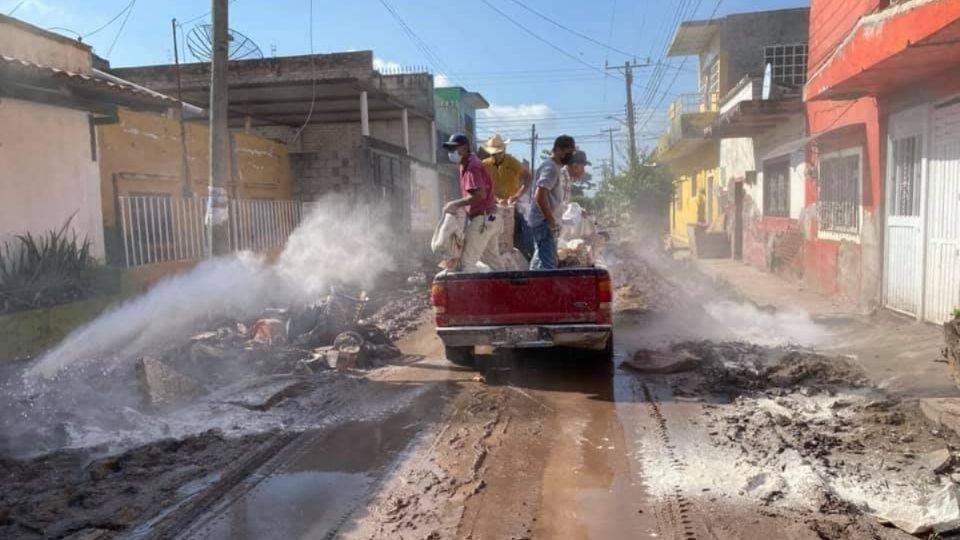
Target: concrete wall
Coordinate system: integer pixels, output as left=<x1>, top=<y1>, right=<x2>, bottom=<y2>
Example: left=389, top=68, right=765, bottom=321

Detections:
left=410, top=161, right=441, bottom=233
left=290, top=123, right=365, bottom=200
left=97, top=109, right=293, bottom=226
left=719, top=9, right=810, bottom=87
left=0, top=98, right=105, bottom=259
left=668, top=141, right=720, bottom=246
left=808, top=0, right=880, bottom=72
left=369, top=117, right=433, bottom=162
left=377, top=73, right=434, bottom=117
left=0, top=15, right=91, bottom=73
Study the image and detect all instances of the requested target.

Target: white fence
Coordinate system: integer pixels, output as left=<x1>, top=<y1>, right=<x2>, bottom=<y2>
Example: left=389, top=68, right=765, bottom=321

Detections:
left=117, top=195, right=306, bottom=267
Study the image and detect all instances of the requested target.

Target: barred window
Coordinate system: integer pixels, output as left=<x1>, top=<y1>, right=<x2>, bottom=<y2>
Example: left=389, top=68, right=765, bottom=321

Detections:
left=890, top=135, right=922, bottom=216
left=764, top=44, right=808, bottom=87
left=818, top=149, right=861, bottom=234
left=763, top=159, right=790, bottom=217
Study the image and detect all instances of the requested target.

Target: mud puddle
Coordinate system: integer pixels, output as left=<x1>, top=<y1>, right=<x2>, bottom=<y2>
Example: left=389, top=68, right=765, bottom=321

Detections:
left=172, top=382, right=449, bottom=540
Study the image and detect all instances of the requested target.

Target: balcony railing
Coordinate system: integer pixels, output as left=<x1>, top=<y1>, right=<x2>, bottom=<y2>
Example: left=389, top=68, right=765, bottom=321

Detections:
left=117, top=195, right=307, bottom=267
left=658, top=93, right=720, bottom=155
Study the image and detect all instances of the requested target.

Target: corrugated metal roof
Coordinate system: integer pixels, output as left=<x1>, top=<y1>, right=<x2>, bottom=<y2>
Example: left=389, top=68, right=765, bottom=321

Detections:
left=0, top=54, right=178, bottom=107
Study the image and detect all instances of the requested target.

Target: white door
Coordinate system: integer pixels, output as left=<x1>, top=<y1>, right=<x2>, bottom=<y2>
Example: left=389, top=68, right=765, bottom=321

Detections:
left=925, top=98, right=960, bottom=323
left=884, top=106, right=926, bottom=317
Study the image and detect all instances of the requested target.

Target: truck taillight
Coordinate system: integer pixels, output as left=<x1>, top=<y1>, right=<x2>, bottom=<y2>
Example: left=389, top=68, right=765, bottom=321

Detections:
left=431, top=282, right=448, bottom=325
left=597, top=277, right=612, bottom=323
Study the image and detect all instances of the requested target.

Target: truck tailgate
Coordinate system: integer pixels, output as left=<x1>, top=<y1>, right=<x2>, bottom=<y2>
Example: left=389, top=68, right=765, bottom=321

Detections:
left=434, top=268, right=609, bottom=326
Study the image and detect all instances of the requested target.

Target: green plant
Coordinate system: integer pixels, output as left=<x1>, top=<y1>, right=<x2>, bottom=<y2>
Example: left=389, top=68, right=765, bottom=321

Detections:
left=952, top=307, right=960, bottom=320
left=0, top=217, right=96, bottom=313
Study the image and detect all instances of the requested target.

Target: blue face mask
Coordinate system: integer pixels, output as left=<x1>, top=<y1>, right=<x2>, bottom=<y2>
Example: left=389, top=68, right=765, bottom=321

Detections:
left=448, top=151, right=461, bottom=163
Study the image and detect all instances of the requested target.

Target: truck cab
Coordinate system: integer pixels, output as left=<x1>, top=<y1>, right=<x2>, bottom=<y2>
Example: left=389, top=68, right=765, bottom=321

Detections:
left=430, top=267, right=614, bottom=367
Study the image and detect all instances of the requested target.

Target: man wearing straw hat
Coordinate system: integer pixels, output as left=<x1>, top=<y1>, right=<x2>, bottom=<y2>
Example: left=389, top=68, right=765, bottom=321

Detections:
left=481, top=134, right=533, bottom=259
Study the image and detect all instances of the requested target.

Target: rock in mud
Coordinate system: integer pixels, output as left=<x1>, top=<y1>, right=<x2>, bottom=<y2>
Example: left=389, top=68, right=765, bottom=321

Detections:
left=920, top=398, right=960, bottom=438
left=218, top=375, right=310, bottom=411
left=622, top=349, right=700, bottom=374
left=875, top=484, right=960, bottom=535
left=924, top=448, right=955, bottom=474
left=137, top=357, right=206, bottom=408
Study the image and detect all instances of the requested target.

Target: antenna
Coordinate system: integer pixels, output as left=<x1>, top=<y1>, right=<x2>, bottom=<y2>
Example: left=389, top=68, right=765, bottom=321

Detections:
left=186, top=24, right=263, bottom=62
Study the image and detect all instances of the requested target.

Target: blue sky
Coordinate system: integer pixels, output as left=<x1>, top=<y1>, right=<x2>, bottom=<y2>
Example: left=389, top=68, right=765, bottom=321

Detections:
left=6, top=0, right=808, bottom=173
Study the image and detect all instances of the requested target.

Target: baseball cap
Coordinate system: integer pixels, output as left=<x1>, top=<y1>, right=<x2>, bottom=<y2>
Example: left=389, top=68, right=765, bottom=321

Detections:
left=442, top=133, right=470, bottom=149
left=571, top=150, right=591, bottom=165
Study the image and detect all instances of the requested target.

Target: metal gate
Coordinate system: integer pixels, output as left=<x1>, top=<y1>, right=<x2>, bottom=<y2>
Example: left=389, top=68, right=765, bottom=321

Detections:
left=883, top=106, right=926, bottom=316
left=925, top=98, right=960, bottom=323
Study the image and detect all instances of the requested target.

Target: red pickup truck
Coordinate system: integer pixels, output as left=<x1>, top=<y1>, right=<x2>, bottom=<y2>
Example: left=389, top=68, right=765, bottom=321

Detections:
left=430, top=268, right=614, bottom=367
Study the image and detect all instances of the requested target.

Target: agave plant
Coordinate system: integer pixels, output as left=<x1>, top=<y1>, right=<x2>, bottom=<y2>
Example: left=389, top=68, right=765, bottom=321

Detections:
left=0, top=217, right=96, bottom=313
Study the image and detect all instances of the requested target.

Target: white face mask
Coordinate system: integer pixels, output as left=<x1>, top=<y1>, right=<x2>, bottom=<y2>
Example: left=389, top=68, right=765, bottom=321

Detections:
left=448, top=151, right=461, bottom=163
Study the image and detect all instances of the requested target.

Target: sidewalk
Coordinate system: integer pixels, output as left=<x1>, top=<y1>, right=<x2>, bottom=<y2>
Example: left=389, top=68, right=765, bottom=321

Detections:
left=693, top=258, right=957, bottom=400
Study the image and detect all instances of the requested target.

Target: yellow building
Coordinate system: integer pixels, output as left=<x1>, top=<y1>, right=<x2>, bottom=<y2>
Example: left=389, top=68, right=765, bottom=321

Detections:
left=96, top=108, right=294, bottom=286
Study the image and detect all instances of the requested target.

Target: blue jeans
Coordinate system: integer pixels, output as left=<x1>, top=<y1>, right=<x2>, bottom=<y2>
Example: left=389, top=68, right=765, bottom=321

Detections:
left=514, top=207, right=535, bottom=260
left=529, top=221, right=558, bottom=270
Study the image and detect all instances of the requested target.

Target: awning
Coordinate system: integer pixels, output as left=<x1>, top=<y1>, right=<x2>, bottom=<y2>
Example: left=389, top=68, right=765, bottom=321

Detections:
left=761, top=136, right=811, bottom=162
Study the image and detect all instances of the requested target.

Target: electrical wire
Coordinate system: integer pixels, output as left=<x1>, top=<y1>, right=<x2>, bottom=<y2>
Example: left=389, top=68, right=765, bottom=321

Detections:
left=82, top=0, right=135, bottom=39
left=290, top=0, right=317, bottom=143
left=505, top=0, right=639, bottom=60
left=179, top=0, right=241, bottom=28
left=377, top=0, right=462, bottom=86
left=105, top=0, right=137, bottom=57
left=477, top=0, right=616, bottom=80
left=7, top=0, right=27, bottom=16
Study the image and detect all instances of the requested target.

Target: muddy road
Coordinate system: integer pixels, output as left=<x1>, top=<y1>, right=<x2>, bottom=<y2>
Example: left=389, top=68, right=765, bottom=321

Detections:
left=3, top=253, right=956, bottom=539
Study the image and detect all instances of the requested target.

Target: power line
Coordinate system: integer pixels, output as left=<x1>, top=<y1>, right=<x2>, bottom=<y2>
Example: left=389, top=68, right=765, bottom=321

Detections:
left=377, top=0, right=462, bottom=86
left=291, top=0, right=317, bottom=143
left=477, top=0, right=616, bottom=80
left=179, top=0, right=241, bottom=28
left=82, top=0, right=135, bottom=39
left=7, top=0, right=27, bottom=16
left=505, top=0, right=640, bottom=60
left=105, top=0, right=137, bottom=57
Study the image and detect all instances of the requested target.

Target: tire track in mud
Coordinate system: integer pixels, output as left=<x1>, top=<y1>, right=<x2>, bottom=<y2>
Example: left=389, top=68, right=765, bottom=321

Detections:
left=641, top=382, right=709, bottom=540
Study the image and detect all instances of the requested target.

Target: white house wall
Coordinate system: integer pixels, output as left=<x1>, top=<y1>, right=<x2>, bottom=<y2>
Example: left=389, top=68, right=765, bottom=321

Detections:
left=410, top=161, right=440, bottom=232
left=0, top=98, right=106, bottom=260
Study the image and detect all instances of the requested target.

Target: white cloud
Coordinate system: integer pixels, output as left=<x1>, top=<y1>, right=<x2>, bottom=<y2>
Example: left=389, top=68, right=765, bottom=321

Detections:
left=373, top=57, right=403, bottom=73
left=479, top=103, right=554, bottom=124
left=16, top=0, right=60, bottom=15
left=434, top=73, right=451, bottom=87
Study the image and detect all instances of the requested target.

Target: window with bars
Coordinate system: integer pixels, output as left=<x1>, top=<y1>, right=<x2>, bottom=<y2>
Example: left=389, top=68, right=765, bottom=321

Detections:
left=818, top=149, right=861, bottom=234
left=763, top=159, right=791, bottom=217
left=764, top=44, right=808, bottom=87
left=890, top=135, right=922, bottom=216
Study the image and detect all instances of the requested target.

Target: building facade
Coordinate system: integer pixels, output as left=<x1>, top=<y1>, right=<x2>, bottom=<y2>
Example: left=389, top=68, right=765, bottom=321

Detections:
left=804, top=0, right=960, bottom=322
left=658, top=8, right=810, bottom=254
left=434, top=86, right=489, bottom=204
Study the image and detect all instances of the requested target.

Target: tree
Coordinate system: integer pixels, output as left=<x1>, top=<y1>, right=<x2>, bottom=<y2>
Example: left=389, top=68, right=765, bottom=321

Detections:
left=592, top=157, right=674, bottom=232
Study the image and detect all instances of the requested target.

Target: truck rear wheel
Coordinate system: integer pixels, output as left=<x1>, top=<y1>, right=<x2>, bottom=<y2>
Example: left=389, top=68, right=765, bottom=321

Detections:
left=445, top=346, right=475, bottom=368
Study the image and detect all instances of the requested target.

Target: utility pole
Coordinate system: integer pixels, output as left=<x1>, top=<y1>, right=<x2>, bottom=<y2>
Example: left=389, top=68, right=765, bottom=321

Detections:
left=172, top=19, right=192, bottom=198
left=207, top=0, right=230, bottom=257
left=601, top=127, right=617, bottom=177
left=530, top=123, right=538, bottom=176
left=606, top=59, right=651, bottom=172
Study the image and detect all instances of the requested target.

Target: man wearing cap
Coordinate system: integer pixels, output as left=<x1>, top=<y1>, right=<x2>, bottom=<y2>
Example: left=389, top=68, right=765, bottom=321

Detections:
left=441, top=133, right=502, bottom=272
left=561, top=150, right=591, bottom=205
left=527, top=135, right=577, bottom=270
left=481, top=134, right=533, bottom=259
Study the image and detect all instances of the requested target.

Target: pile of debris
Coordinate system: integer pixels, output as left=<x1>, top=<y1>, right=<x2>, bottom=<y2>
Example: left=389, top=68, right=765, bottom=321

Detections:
left=136, top=286, right=417, bottom=411
left=625, top=340, right=960, bottom=536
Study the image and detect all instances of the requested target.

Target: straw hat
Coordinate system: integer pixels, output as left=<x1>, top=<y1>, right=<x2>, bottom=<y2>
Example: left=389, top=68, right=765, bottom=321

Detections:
left=481, top=134, right=511, bottom=155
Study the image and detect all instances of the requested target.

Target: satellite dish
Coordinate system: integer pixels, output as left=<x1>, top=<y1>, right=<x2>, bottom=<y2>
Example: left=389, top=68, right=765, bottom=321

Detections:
left=762, top=63, right=772, bottom=100
left=186, top=24, right=263, bottom=62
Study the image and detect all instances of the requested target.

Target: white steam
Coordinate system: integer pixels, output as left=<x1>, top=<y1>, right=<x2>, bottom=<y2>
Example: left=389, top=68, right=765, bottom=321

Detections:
left=29, top=196, right=395, bottom=379
left=704, top=301, right=825, bottom=348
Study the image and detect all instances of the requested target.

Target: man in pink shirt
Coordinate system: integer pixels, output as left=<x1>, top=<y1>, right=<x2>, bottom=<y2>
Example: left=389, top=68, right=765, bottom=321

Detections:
left=442, top=133, right=502, bottom=272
